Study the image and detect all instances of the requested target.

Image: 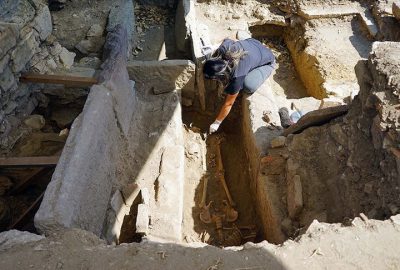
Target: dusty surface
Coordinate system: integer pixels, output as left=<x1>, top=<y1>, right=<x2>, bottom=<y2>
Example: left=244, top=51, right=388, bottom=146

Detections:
left=1, top=217, right=400, bottom=269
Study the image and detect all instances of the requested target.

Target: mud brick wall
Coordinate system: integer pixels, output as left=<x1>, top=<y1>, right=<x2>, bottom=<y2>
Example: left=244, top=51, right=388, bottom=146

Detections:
left=0, top=0, right=52, bottom=151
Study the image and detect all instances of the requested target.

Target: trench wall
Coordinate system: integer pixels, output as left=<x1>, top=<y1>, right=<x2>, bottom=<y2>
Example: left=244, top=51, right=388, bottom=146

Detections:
left=0, top=0, right=79, bottom=152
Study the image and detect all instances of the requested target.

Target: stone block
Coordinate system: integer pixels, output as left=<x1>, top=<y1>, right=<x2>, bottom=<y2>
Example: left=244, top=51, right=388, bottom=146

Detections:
left=394, top=2, right=400, bottom=21
left=127, top=60, right=196, bottom=95
left=175, top=0, right=193, bottom=55
left=150, top=145, right=184, bottom=241
left=0, top=23, right=18, bottom=59
left=11, top=31, right=39, bottom=72
left=0, top=67, right=15, bottom=92
left=136, top=204, right=150, bottom=235
left=107, top=0, right=134, bottom=47
left=283, top=105, right=349, bottom=136
left=35, top=85, right=119, bottom=236
left=287, top=175, right=303, bottom=218
left=270, top=136, right=286, bottom=148
left=103, top=76, right=136, bottom=137
left=32, top=5, right=52, bottom=41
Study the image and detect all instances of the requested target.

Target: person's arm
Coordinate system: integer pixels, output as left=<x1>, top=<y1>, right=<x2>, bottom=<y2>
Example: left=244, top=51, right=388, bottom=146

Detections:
left=209, top=93, right=239, bottom=134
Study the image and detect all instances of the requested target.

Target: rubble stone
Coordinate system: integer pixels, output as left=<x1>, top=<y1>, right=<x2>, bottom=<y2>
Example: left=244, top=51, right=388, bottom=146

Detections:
left=11, top=30, right=38, bottom=72
left=32, top=6, right=52, bottom=41
left=23, top=114, right=45, bottom=130
left=0, top=23, right=18, bottom=59
left=58, top=48, right=75, bottom=69
left=87, top=24, right=104, bottom=37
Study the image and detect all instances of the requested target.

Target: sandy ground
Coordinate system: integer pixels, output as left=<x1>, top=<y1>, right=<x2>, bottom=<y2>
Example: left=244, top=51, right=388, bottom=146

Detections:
left=1, top=216, right=400, bottom=270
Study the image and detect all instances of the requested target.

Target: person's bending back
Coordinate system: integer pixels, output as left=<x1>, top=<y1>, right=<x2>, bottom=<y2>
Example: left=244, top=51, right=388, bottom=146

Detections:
left=203, top=38, right=275, bottom=134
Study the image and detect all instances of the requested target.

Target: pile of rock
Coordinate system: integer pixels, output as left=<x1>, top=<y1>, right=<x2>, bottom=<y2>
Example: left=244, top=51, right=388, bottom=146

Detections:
left=0, top=0, right=75, bottom=151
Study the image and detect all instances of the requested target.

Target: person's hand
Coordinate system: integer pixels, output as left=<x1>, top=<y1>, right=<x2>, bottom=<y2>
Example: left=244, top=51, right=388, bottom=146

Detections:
left=201, top=46, right=213, bottom=56
left=209, top=120, right=222, bottom=134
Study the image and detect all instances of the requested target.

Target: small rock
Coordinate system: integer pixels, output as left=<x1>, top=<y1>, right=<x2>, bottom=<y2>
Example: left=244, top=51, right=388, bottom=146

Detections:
left=24, top=115, right=45, bottom=130
left=86, top=24, right=104, bottom=37
left=270, top=136, right=286, bottom=148
left=364, top=182, right=374, bottom=194
left=59, top=48, right=75, bottom=69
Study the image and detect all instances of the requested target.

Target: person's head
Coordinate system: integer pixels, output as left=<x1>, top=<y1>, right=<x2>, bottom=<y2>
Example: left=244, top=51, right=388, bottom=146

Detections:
left=203, top=58, right=231, bottom=85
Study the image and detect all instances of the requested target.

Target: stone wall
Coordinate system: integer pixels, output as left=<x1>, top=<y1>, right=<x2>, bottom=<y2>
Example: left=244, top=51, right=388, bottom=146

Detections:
left=0, top=0, right=75, bottom=152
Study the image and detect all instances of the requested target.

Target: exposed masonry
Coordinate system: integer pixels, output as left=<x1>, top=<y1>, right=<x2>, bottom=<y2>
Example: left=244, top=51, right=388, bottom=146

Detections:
left=0, top=0, right=75, bottom=152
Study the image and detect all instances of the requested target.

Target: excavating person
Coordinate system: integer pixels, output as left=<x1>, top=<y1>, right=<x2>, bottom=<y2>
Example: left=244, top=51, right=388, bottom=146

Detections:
left=203, top=35, right=276, bottom=134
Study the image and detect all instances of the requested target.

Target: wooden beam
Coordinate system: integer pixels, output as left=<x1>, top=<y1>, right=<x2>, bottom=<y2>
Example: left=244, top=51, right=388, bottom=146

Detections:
left=0, top=156, right=60, bottom=167
left=20, top=73, right=98, bottom=87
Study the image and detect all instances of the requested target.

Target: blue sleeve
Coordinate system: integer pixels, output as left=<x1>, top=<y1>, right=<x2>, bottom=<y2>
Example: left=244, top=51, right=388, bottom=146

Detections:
left=224, top=76, right=245, bottom=95
left=216, top=39, right=234, bottom=55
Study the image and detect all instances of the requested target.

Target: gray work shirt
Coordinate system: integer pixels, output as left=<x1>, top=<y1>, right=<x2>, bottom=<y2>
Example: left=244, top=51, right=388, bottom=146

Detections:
left=216, top=38, right=275, bottom=95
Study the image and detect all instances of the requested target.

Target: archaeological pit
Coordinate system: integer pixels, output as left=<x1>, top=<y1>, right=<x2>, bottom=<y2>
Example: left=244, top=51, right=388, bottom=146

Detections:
left=0, top=0, right=400, bottom=269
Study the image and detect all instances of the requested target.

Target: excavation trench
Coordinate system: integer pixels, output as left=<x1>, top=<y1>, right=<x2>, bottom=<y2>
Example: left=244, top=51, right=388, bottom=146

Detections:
left=0, top=88, right=88, bottom=233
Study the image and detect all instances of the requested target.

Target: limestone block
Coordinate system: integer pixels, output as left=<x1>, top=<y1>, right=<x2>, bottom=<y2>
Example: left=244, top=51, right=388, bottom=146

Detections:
left=270, top=136, right=286, bottom=148
left=287, top=175, right=303, bottom=218
left=11, top=31, right=39, bottom=72
left=0, top=230, right=44, bottom=252
left=136, top=204, right=150, bottom=235
left=394, top=2, right=400, bottom=21
left=103, top=76, right=136, bottom=137
left=127, top=60, right=196, bottom=96
left=32, top=5, right=52, bottom=41
left=0, top=67, right=15, bottom=92
left=35, top=85, right=119, bottom=236
left=150, top=145, right=185, bottom=241
left=107, top=0, right=134, bottom=47
left=0, top=23, right=18, bottom=59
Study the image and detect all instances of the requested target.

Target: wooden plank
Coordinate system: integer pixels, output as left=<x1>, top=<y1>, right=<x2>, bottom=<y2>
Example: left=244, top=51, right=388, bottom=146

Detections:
left=0, top=156, right=60, bottom=167
left=20, top=73, right=98, bottom=87
left=8, top=192, right=45, bottom=230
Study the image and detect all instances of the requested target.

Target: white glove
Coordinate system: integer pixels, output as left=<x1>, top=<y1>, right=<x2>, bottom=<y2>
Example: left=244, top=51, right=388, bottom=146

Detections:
left=201, top=46, right=213, bottom=56
left=209, top=120, right=222, bottom=134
